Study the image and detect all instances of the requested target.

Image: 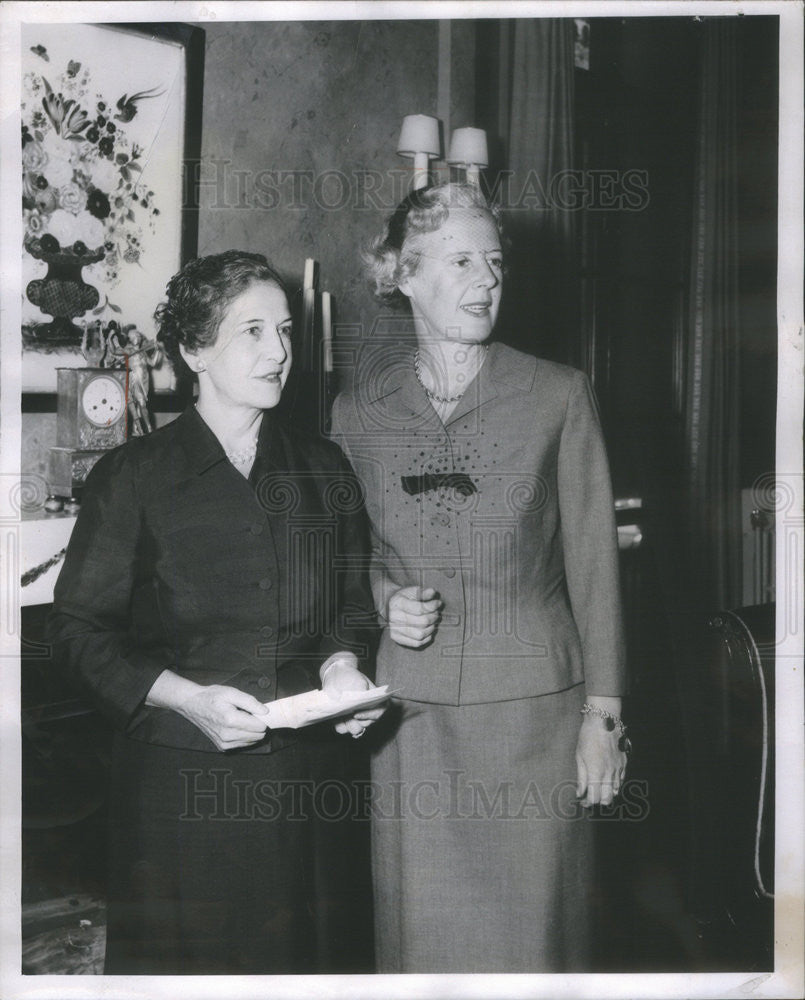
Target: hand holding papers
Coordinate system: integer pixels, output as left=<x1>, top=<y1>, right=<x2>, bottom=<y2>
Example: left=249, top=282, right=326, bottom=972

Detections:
left=260, top=685, right=393, bottom=731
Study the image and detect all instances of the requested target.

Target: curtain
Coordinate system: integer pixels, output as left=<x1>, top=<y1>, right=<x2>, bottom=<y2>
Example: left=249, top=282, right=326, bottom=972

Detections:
left=507, top=19, right=576, bottom=247
left=500, top=20, right=579, bottom=365
left=672, top=19, right=744, bottom=920
left=682, top=19, right=742, bottom=613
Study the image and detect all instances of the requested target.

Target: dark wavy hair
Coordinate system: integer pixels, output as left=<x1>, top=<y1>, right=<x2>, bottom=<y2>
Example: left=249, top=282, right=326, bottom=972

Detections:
left=363, top=182, right=504, bottom=308
left=155, top=250, right=287, bottom=374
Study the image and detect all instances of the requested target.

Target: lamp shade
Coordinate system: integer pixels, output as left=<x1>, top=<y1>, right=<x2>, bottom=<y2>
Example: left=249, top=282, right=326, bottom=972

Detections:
left=447, top=127, right=489, bottom=167
left=397, top=114, right=441, bottom=158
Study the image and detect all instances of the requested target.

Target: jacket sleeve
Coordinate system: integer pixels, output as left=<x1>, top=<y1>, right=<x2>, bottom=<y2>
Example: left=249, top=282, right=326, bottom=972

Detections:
left=329, top=393, right=401, bottom=621
left=557, top=372, right=627, bottom=696
left=316, top=443, right=379, bottom=679
left=48, top=444, right=172, bottom=731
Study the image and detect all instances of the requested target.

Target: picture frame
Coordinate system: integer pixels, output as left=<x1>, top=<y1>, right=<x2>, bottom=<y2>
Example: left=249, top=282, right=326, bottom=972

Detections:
left=20, top=21, right=203, bottom=393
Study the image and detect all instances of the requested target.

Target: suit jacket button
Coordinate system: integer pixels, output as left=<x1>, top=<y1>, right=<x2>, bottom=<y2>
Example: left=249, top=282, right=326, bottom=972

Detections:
left=250, top=522, right=264, bottom=535
left=257, top=675, right=272, bottom=690
left=259, top=577, right=273, bottom=590
left=260, top=625, right=274, bottom=638
left=442, top=567, right=456, bottom=578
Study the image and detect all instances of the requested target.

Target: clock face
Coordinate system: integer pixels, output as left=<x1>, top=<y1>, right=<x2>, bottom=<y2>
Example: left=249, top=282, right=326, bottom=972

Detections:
left=81, top=375, right=126, bottom=428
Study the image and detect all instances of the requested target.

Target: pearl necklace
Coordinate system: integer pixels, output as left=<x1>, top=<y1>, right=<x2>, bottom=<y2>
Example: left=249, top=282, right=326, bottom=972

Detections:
left=414, top=346, right=488, bottom=404
left=195, top=405, right=258, bottom=466
left=226, top=444, right=257, bottom=466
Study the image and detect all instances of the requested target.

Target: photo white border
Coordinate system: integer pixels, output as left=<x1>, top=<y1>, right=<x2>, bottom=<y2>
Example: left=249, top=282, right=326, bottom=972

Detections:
left=1, top=2, right=802, bottom=998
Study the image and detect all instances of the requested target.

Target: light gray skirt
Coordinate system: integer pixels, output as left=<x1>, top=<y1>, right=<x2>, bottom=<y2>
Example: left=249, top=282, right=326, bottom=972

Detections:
left=369, top=682, right=593, bottom=973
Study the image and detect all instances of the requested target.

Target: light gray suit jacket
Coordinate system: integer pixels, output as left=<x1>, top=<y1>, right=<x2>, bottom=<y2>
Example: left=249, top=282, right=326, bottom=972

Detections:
left=331, top=341, right=626, bottom=705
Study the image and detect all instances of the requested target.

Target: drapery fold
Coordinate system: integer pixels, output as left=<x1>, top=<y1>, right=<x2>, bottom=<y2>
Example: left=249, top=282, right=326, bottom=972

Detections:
left=508, top=19, right=576, bottom=246
left=671, top=20, right=749, bottom=924
left=501, top=17, right=741, bottom=610
left=683, top=19, right=742, bottom=612
left=501, top=20, right=579, bottom=364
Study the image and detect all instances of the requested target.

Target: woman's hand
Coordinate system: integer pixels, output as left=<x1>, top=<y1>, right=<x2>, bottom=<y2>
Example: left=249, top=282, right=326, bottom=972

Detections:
left=575, top=698, right=628, bottom=807
left=146, top=670, right=268, bottom=751
left=177, top=685, right=270, bottom=750
left=321, top=659, right=387, bottom=739
left=386, top=585, right=443, bottom=648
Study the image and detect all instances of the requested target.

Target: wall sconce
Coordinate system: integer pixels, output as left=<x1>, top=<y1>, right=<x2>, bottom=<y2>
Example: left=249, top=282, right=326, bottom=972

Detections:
left=448, top=127, right=488, bottom=187
left=397, top=114, right=441, bottom=190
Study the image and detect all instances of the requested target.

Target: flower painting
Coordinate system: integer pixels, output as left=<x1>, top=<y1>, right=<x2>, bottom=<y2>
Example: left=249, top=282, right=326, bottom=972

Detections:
left=22, top=69, right=161, bottom=288
left=21, top=23, right=188, bottom=391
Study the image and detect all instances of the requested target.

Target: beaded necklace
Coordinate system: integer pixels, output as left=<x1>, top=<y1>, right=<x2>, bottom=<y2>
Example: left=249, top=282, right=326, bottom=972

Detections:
left=413, top=344, right=488, bottom=404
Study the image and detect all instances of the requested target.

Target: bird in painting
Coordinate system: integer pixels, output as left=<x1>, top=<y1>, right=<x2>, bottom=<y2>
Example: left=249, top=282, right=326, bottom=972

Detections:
left=114, top=86, right=165, bottom=123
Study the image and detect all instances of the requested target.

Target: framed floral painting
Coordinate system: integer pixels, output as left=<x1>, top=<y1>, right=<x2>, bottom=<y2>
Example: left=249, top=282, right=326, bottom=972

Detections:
left=20, top=22, right=203, bottom=392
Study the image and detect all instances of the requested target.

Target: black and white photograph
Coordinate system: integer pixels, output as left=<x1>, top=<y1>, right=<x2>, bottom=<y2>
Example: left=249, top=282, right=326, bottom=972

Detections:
left=0, top=1, right=802, bottom=997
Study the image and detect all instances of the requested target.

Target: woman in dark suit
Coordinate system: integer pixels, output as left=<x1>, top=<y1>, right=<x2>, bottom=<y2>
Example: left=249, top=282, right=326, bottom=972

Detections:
left=50, top=250, right=384, bottom=974
left=330, top=183, right=630, bottom=972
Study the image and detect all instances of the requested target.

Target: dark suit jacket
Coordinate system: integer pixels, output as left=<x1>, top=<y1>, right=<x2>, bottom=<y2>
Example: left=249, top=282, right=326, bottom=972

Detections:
left=49, top=407, right=375, bottom=752
left=330, top=341, right=626, bottom=704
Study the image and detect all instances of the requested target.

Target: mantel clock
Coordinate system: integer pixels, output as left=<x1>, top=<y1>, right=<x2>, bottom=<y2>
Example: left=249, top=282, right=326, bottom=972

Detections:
left=49, top=367, right=128, bottom=496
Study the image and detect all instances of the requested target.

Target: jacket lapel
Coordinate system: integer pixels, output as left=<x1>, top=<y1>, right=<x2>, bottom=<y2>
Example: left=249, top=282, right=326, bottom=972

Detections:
left=444, top=350, right=499, bottom=426
left=175, top=406, right=227, bottom=473
left=446, top=342, right=537, bottom=426
left=356, top=341, right=538, bottom=433
left=362, top=350, right=443, bottom=435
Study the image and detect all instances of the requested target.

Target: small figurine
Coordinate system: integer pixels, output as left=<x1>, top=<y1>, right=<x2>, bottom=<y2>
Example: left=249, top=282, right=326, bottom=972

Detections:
left=80, top=319, right=107, bottom=367
left=108, top=324, right=162, bottom=435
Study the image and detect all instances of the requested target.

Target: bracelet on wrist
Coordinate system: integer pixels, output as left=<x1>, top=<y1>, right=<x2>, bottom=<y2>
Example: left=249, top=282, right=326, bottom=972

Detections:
left=581, top=703, right=632, bottom=754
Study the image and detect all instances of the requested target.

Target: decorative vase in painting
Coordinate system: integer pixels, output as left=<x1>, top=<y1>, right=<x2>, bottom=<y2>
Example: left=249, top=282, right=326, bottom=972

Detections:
left=25, top=236, right=105, bottom=346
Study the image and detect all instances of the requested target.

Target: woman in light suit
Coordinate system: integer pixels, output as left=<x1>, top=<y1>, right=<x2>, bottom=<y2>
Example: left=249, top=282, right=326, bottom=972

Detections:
left=331, top=183, right=630, bottom=973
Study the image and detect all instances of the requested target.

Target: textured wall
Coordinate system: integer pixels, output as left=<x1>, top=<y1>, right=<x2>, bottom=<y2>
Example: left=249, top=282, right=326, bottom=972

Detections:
left=197, top=18, right=474, bottom=348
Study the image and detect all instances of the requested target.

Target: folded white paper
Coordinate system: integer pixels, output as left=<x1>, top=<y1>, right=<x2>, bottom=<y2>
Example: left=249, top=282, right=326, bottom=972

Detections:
left=260, top=685, right=392, bottom=730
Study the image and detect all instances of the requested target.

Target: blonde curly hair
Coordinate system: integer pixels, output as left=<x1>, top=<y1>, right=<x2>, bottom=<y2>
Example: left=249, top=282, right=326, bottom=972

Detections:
left=363, top=182, right=503, bottom=307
